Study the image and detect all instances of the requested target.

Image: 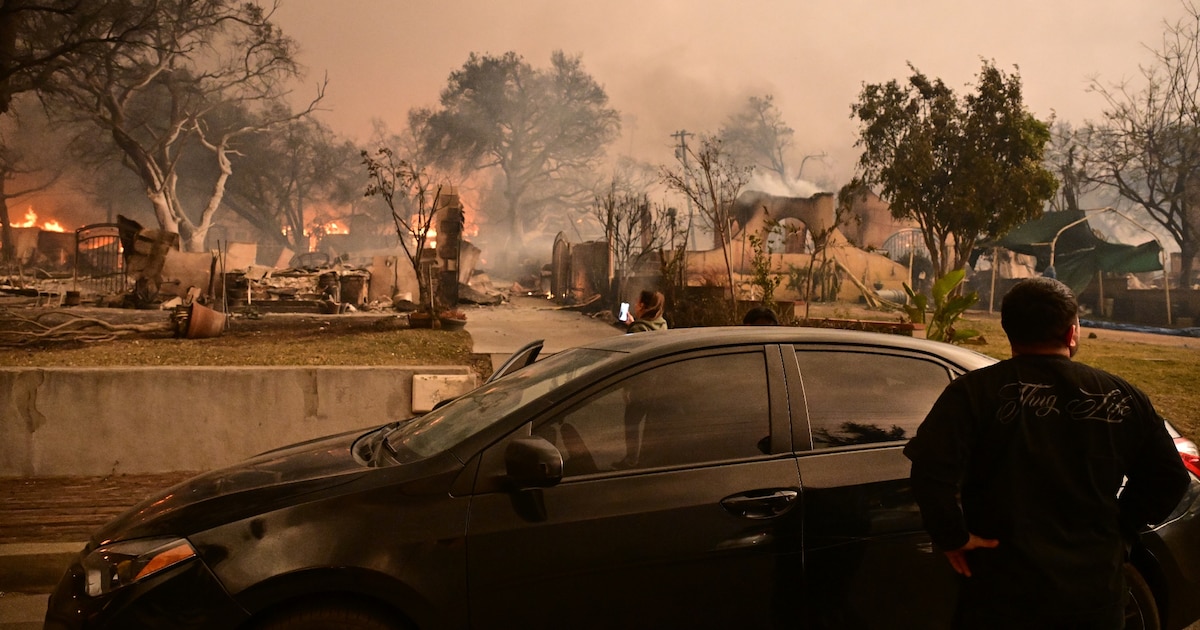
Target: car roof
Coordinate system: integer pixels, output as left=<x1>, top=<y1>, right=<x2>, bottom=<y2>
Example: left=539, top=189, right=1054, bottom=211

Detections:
left=575, top=326, right=997, bottom=370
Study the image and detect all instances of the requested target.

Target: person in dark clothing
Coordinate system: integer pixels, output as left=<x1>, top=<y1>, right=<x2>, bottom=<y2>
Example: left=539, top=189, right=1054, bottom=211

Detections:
left=904, top=277, right=1189, bottom=629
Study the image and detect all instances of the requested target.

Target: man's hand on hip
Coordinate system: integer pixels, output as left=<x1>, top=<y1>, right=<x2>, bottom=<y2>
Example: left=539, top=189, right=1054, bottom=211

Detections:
left=944, top=534, right=1000, bottom=577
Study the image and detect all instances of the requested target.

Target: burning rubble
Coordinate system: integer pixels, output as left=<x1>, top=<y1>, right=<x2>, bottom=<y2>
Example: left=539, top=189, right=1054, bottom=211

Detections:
left=1, top=204, right=505, bottom=343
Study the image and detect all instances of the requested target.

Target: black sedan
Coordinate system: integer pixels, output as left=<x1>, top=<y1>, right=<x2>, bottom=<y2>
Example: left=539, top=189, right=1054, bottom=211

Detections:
left=45, top=327, right=1200, bottom=629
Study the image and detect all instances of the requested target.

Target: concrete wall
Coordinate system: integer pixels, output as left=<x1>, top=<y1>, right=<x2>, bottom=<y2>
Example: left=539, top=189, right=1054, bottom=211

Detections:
left=1, top=366, right=475, bottom=477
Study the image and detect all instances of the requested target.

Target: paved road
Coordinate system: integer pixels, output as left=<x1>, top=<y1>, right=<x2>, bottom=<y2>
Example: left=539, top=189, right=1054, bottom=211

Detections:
left=463, top=295, right=623, bottom=369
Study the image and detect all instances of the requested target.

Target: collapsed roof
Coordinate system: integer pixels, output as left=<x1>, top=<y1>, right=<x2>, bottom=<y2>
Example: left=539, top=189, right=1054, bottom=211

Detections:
left=982, top=209, right=1163, bottom=295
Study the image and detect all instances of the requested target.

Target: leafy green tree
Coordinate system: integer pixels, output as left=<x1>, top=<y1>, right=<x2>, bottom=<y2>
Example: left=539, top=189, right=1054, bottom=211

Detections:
left=850, top=61, right=1057, bottom=278
left=718, top=94, right=793, bottom=182
left=415, top=51, right=620, bottom=254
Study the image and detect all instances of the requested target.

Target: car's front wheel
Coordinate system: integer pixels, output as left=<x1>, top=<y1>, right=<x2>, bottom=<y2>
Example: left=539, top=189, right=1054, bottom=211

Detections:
left=251, top=598, right=408, bottom=630
left=1124, top=563, right=1160, bottom=630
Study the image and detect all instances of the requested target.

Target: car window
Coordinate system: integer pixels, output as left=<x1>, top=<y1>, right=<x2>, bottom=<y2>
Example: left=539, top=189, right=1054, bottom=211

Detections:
left=795, top=351, right=950, bottom=449
left=534, top=351, right=771, bottom=476
left=382, top=347, right=620, bottom=463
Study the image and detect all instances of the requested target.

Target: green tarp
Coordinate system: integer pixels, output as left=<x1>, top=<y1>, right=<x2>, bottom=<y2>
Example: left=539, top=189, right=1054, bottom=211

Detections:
left=985, top=210, right=1163, bottom=295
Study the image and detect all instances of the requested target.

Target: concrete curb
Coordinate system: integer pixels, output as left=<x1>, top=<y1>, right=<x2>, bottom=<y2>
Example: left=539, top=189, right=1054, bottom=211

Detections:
left=0, top=543, right=81, bottom=593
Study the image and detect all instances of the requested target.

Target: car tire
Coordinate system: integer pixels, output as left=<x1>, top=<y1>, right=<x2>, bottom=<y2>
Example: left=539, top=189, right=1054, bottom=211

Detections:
left=1124, top=562, right=1161, bottom=630
left=252, top=599, right=407, bottom=630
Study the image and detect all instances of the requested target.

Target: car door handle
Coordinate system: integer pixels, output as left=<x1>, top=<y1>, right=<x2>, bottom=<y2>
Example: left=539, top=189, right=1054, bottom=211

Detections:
left=721, top=489, right=799, bottom=519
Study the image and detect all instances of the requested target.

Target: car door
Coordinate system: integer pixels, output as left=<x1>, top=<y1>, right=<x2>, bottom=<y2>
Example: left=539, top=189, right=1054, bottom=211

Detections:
left=786, top=345, right=960, bottom=629
left=465, top=345, right=802, bottom=629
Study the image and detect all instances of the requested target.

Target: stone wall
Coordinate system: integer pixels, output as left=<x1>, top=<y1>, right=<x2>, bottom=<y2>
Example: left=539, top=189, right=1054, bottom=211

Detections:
left=1, top=366, right=476, bottom=477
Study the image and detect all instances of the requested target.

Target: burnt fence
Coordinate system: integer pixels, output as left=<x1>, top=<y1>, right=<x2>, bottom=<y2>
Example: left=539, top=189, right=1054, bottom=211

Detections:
left=74, top=223, right=129, bottom=296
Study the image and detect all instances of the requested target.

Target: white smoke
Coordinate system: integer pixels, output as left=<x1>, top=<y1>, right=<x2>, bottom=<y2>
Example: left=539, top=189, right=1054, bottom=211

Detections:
left=745, top=169, right=828, bottom=199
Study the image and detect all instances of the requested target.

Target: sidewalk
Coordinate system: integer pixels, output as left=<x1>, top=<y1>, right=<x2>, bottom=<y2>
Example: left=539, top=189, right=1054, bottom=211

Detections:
left=0, top=297, right=622, bottom=626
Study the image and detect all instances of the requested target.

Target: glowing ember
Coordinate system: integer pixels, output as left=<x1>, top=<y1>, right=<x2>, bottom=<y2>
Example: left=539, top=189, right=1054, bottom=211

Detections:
left=323, top=221, right=349, bottom=235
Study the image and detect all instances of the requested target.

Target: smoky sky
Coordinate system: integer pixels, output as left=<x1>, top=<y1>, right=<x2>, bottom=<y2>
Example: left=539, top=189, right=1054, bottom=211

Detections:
left=274, top=0, right=1184, bottom=187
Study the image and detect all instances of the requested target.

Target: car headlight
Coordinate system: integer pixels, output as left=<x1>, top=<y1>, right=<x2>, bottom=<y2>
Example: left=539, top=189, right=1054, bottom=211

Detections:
left=83, top=537, right=197, bottom=597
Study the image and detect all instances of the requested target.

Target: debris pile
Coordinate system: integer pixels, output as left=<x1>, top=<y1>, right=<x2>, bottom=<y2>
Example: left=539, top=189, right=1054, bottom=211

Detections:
left=1, top=213, right=511, bottom=345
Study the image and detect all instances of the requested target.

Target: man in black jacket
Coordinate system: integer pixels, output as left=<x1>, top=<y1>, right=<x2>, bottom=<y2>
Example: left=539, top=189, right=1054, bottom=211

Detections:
left=904, top=277, right=1189, bottom=629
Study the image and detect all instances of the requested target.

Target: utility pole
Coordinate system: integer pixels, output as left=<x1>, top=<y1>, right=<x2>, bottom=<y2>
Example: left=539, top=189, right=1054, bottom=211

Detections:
left=671, top=129, right=696, bottom=250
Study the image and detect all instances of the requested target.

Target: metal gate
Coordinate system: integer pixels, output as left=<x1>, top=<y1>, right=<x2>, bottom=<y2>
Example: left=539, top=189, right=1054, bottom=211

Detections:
left=881, top=228, right=929, bottom=264
left=74, top=223, right=129, bottom=296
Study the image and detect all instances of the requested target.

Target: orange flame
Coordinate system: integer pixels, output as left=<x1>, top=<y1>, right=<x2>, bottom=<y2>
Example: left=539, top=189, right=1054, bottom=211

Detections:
left=411, top=214, right=437, bottom=249
left=14, top=207, right=66, bottom=231
left=456, top=190, right=481, bottom=240
left=15, top=208, right=36, bottom=228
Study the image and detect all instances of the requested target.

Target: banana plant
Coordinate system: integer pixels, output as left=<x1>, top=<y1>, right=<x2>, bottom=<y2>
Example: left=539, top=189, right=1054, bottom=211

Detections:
left=903, top=268, right=980, bottom=344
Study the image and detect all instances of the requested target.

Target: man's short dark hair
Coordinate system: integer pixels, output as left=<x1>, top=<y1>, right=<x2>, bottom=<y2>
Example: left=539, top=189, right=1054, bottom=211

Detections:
left=1000, top=277, right=1078, bottom=345
left=743, top=306, right=779, bottom=325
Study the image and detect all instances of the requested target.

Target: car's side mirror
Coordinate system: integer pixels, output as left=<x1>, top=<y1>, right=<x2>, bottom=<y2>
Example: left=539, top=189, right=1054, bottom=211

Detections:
left=504, top=436, right=563, bottom=488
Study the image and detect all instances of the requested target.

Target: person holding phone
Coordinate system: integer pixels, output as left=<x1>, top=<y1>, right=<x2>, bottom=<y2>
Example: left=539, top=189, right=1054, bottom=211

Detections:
left=622, top=290, right=667, bottom=333
left=616, top=290, right=669, bottom=470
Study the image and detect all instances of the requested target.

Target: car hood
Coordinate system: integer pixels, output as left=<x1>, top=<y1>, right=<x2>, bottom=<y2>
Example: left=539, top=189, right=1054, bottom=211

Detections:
left=93, top=428, right=373, bottom=545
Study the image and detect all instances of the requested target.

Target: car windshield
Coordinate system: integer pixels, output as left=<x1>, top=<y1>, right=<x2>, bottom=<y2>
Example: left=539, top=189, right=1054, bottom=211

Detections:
left=381, top=347, right=620, bottom=464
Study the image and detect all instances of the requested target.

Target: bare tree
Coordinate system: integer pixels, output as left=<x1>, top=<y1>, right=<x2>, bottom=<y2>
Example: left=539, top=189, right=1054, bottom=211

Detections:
left=1086, top=2, right=1200, bottom=283
left=661, top=135, right=752, bottom=309
left=718, top=94, right=793, bottom=182
left=1044, top=121, right=1104, bottom=213
left=591, top=177, right=673, bottom=303
left=362, top=147, right=446, bottom=314
left=48, top=0, right=323, bottom=251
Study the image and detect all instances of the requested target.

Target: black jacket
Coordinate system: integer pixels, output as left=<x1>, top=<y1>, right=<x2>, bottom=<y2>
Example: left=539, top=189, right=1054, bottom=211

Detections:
left=904, top=354, right=1189, bottom=616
